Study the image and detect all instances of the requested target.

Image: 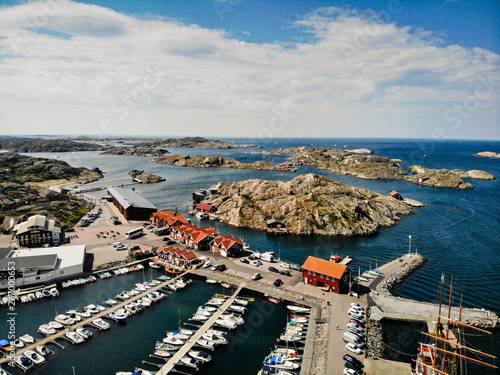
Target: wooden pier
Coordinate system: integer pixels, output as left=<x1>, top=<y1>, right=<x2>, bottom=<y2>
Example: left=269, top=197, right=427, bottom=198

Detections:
left=0, top=274, right=186, bottom=365
left=156, top=282, right=246, bottom=374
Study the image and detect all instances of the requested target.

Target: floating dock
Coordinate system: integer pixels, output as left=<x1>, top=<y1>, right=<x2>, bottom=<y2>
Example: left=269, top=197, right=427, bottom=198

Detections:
left=157, top=282, right=246, bottom=374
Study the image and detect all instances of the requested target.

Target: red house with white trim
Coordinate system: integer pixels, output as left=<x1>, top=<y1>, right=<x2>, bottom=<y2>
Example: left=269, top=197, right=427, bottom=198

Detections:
left=210, top=235, right=244, bottom=257
left=302, top=256, right=352, bottom=294
left=195, top=203, right=217, bottom=213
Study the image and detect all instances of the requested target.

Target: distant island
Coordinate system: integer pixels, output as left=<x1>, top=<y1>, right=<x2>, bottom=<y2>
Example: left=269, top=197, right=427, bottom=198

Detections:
left=204, top=174, right=415, bottom=236
left=474, top=151, right=500, bottom=159
left=0, top=137, right=106, bottom=153
left=152, top=154, right=285, bottom=171
left=278, top=146, right=495, bottom=189
left=0, top=152, right=101, bottom=231
left=101, top=147, right=168, bottom=157
left=134, top=136, right=260, bottom=149
left=128, top=170, right=165, bottom=183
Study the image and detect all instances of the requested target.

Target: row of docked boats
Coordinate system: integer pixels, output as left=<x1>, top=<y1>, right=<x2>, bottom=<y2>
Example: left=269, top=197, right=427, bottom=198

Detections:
left=122, top=295, right=253, bottom=373
left=258, top=311, right=311, bottom=374
left=6, top=344, right=54, bottom=371
left=61, top=275, right=96, bottom=288
left=6, top=287, right=59, bottom=305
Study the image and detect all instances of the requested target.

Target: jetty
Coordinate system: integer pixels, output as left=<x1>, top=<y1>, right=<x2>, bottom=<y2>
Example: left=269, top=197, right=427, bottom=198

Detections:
left=157, top=282, right=246, bottom=374
left=0, top=274, right=186, bottom=365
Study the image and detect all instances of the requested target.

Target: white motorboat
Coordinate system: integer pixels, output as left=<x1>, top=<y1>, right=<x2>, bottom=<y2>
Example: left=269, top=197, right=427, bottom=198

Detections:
left=206, top=278, right=217, bottom=284
left=39, top=324, right=56, bottom=336
left=127, top=289, right=140, bottom=296
left=36, top=344, right=54, bottom=357
left=229, top=304, right=246, bottom=313
left=271, top=348, right=301, bottom=360
left=125, top=303, right=140, bottom=315
left=66, top=310, right=82, bottom=322
left=198, top=305, right=216, bottom=312
left=96, top=304, right=106, bottom=311
left=149, top=261, right=161, bottom=269
left=190, top=314, right=209, bottom=322
left=175, top=280, right=187, bottom=289
left=166, top=331, right=191, bottom=341
left=104, top=299, right=119, bottom=306
left=55, top=314, right=74, bottom=326
left=180, top=356, right=199, bottom=369
left=206, top=298, right=225, bottom=306
left=167, top=283, right=178, bottom=291
left=74, top=309, right=92, bottom=318
left=108, top=309, right=128, bottom=322
left=1, top=296, right=8, bottom=305
left=48, top=321, right=63, bottom=330
left=220, top=313, right=244, bottom=325
left=135, top=283, right=147, bottom=291
left=20, top=295, right=29, bottom=303
left=290, top=316, right=308, bottom=324
left=65, top=331, right=85, bottom=344
left=205, top=328, right=226, bottom=337
left=50, top=287, right=59, bottom=297
left=162, top=336, right=184, bottom=346
left=196, top=308, right=212, bottom=317
left=84, top=304, right=99, bottom=314
left=11, top=339, right=24, bottom=348
left=287, top=305, right=311, bottom=314
left=115, top=291, right=130, bottom=300
left=215, top=318, right=237, bottom=329
left=42, top=289, right=51, bottom=297
left=188, top=350, right=212, bottom=363
left=202, top=332, right=227, bottom=345
left=27, top=293, right=36, bottom=302
left=154, top=349, right=172, bottom=358
left=140, top=297, right=152, bottom=307
left=195, top=339, right=215, bottom=350
left=13, top=355, right=34, bottom=371
left=19, top=334, right=35, bottom=344
left=92, top=318, right=110, bottom=330
left=24, top=349, right=45, bottom=365
left=155, top=342, right=180, bottom=351
left=35, top=291, right=43, bottom=299
left=278, top=334, right=303, bottom=342
left=264, top=356, right=301, bottom=371
left=76, top=327, right=93, bottom=340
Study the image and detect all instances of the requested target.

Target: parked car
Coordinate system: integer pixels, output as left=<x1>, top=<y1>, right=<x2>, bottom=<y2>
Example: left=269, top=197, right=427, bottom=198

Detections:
left=252, top=273, right=262, bottom=280
left=250, top=260, right=262, bottom=267
left=240, top=259, right=249, bottom=264
left=202, top=260, right=212, bottom=268
left=216, top=264, right=227, bottom=272
left=343, top=368, right=362, bottom=375
left=268, top=266, right=279, bottom=273
left=345, top=358, right=364, bottom=371
left=349, top=291, right=359, bottom=298
left=345, top=343, right=363, bottom=355
left=350, top=303, right=363, bottom=309
left=130, top=245, right=140, bottom=251
left=349, top=315, right=366, bottom=324
left=343, top=354, right=364, bottom=369
left=116, top=245, right=127, bottom=251
left=279, top=270, right=291, bottom=276
left=347, top=323, right=364, bottom=333
left=349, top=319, right=364, bottom=327
left=273, top=279, right=283, bottom=287
left=112, top=242, right=123, bottom=248
left=348, top=308, right=364, bottom=316
left=280, top=263, right=290, bottom=269
left=211, top=264, right=220, bottom=271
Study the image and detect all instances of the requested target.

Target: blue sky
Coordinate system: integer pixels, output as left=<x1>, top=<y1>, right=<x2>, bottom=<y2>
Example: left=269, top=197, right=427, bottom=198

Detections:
left=0, top=0, right=498, bottom=139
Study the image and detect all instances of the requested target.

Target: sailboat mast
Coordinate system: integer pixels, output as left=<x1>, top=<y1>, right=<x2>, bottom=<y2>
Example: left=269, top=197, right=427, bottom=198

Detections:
left=452, top=294, right=463, bottom=375
left=442, top=275, right=454, bottom=373
left=434, top=276, right=445, bottom=368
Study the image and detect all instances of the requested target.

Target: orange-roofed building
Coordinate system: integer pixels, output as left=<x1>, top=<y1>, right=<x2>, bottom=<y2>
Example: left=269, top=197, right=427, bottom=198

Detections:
left=210, top=235, right=244, bottom=257
left=302, top=256, right=352, bottom=293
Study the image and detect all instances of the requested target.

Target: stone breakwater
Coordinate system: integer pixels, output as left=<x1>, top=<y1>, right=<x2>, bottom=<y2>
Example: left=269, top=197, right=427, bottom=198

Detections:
left=366, top=320, right=384, bottom=358
left=309, top=307, right=329, bottom=375
left=376, top=254, right=427, bottom=294
left=373, top=254, right=498, bottom=329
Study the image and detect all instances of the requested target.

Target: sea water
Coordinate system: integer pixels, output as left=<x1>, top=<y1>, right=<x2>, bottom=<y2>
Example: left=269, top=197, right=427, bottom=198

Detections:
left=14, top=138, right=500, bottom=374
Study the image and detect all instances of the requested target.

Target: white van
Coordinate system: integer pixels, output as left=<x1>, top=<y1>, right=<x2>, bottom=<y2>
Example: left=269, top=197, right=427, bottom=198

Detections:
left=343, top=332, right=364, bottom=347
left=252, top=273, right=262, bottom=280
left=112, top=242, right=123, bottom=248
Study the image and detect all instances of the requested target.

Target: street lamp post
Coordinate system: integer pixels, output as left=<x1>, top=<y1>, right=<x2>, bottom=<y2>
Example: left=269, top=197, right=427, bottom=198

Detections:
left=408, top=235, right=412, bottom=255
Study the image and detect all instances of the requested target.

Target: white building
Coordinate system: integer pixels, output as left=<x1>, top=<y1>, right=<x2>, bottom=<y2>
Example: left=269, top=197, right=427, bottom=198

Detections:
left=13, top=214, right=61, bottom=247
left=0, top=245, right=85, bottom=290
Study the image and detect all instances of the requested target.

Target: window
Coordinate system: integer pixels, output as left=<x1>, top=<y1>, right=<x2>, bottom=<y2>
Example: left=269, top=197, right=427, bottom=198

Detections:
left=325, top=276, right=330, bottom=280
left=312, top=272, right=316, bottom=276
left=36, top=277, right=40, bottom=280
left=308, top=271, right=312, bottom=275
left=59, top=270, right=64, bottom=275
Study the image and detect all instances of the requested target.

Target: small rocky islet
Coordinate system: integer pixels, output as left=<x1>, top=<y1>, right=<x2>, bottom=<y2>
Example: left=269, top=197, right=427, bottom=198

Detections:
left=128, top=169, right=165, bottom=183
left=204, top=173, right=415, bottom=237
left=151, top=154, right=284, bottom=171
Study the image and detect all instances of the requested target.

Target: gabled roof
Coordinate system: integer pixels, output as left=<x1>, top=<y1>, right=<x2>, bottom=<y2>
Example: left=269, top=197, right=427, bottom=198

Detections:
left=212, top=235, right=243, bottom=250
left=196, top=203, right=214, bottom=211
left=302, top=256, right=348, bottom=280
left=108, top=186, right=157, bottom=210
left=389, top=191, right=399, bottom=196
left=14, top=215, right=60, bottom=235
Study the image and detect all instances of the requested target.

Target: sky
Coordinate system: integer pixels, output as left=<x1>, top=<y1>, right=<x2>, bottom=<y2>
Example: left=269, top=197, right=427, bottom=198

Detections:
left=0, top=0, right=499, bottom=140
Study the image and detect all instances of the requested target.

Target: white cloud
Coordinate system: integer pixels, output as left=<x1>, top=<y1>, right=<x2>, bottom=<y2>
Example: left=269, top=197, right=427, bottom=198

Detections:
left=0, top=1, right=498, bottom=139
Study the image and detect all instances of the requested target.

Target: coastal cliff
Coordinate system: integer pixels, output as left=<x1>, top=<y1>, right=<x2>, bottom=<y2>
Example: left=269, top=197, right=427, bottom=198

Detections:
left=474, top=151, right=500, bottom=159
left=151, top=154, right=282, bottom=171
left=0, top=137, right=106, bottom=152
left=204, top=174, right=415, bottom=236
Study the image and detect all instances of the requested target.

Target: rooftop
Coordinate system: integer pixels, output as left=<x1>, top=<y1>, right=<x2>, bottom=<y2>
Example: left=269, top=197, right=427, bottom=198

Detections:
left=7, top=245, right=86, bottom=270
left=302, top=256, right=348, bottom=280
left=108, top=186, right=157, bottom=210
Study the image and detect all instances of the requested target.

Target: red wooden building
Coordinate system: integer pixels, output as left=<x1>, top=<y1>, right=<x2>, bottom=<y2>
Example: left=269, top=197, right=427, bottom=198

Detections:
left=302, top=256, right=352, bottom=294
left=195, top=203, right=217, bottom=214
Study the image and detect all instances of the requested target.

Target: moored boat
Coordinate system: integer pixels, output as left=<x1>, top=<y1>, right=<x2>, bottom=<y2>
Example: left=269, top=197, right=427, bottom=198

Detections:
left=35, top=344, right=53, bottom=357
left=76, top=327, right=93, bottom=340
left=188, top=350, right=212, bottom=363
left=108, top=309, right=128, bottom=322
left=24, top=349, right=45, bottom=365
left=13, top=355, right=34, bottom=371
left=19, top=334, right=35, bottom=344
left=55, top=314, right=74, bottom=326
left=179, top=356, right=199, bottom=369
left=39, top=324, right=56, bottom=336
left=48, top=320, right=63, bottom=330
left=92, top=318, right=110, bottom=330
left=65, top=331, right=85, bottom=344
left=286, top=305, right=310, bottom=314
left=149, top=262, right=161, bottom=269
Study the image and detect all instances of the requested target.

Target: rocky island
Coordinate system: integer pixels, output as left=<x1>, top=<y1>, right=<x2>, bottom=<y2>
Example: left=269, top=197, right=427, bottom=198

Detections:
left=0, top=137, right=106, bottom=152
left=474, top=151, right=500, bottom=159
left=101, top=147, right=168, bottom=157
left=204, top=174, right=415, bottom=236
left=134, top=136, right=260, bottom=149
left=0, top=152, right=99, bottom=230
left=152, top=154, right=284, bottom=171
left=128, top=170, right=166, bottom=183
left=278, top=146, right=495, bottom=189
